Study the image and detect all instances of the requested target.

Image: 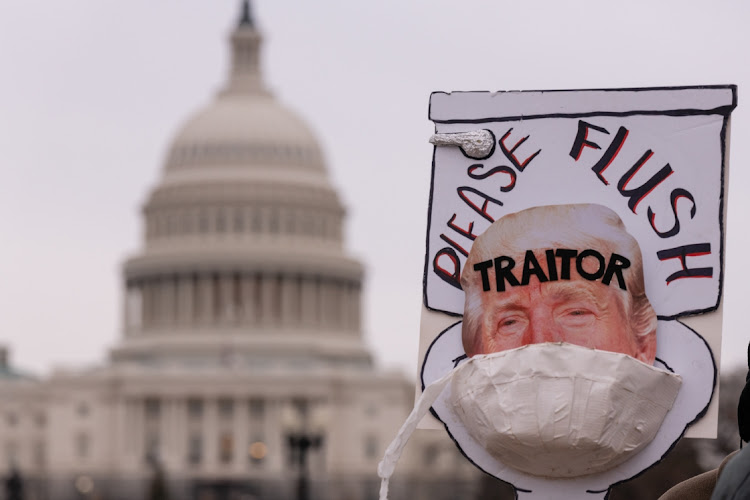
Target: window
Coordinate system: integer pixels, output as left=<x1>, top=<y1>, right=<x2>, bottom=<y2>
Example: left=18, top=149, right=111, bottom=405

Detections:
left=5, top=441, right=18, bottom=465
left=182, top=213, right=193, bottom=235
left=233, top=208, right=243, bottom=232
left=187, top=398, right=203, bottom=420
left=251, top=207, right=262, bottom=232
left=249, top=399, right=265, bottom=420
left=34, top=412, right=46, bottom=428
left=272, top=276, right=282, bottom=321
left=145, top=398, right=160, bottom=420
left=212, top=274, right=222, bottom=317
left=269, top=209, right=279, bottom=234
left=187, top=434, right=202, bottom=465
left=423, top=444, right=439, bottom=467
left=219, top=432, right=234, bottom=464
left=77, top=402, right=89, bottom=418
left=218, top=398, right=234, bottom=419
left=76, top=433, right=89, bottom=459
left=33, top=440, right=45, bottom=468
left=233, top=274, right=243, bottom=315
left=254, top=275, right=263, bottom=320
left=145, top=432, right=159, bottom=463
left=199, top=210, right=209, bottom=233
left=286, top=212, right=295, bottom=235
left=166, top=214, right=176, bottom=236
left=126, top=286, right=143, bottom=329
left=364, top=404, right=378, bottom=418
left=217, top=208, right=226, bottom=233
left=364, top=435, right=378, bottom=460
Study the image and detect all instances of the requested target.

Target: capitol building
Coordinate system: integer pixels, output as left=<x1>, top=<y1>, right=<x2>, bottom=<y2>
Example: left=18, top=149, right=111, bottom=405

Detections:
left=0, top=3, right=476, bottom=500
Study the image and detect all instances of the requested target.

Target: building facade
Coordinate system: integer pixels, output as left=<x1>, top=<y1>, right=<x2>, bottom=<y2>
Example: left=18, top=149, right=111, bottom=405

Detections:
left=0, top=3, right=476, bottom=500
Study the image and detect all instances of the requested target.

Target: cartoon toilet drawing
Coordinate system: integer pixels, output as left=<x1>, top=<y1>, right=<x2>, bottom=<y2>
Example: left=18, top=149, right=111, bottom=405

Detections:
left=379, top=86, right=736, bottom=499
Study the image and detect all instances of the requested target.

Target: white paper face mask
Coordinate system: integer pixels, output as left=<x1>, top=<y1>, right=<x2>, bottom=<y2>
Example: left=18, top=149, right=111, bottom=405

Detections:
left=452, top=342, right=682, bottom=477
left=377, top=342, right=682, bottom=500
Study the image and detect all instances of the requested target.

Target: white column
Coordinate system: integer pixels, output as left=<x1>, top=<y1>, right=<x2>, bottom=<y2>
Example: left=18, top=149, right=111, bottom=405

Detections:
left=241, top=274, right=255, bottom=325
left=198, top=274, right=213, bottom=323
left=249, top=206, right=260, bottom=235
left=344, top=282, right=355, bottom=331
left=272, top=276, right=282, bottom=322
left=332, top=281, right=343, bottom=331
left=133, top=399, right=145, bottom=467
left=176, top=399, right=187, bottom=468
left=160, top=398, right=173, bottom=465
left=328, top=280, right=337, bottom=328
left=335, top=215, right=343, bottom=242
left=122, top=281, right=131, bottom=335
left=261, top=275, right=274, bottom=323
left=123, top=399, right=138, bottom=461
left=353, top=284, right=362, bottom=331
left=318, top=279, right=328, bottom=328
left=295, top=277, right=304, bottom=325
left=329, top=280, right=339, bottom=329
left=207, top=207, right=217, bottom=234
left=194, top=276, right=204, bottom=322
left=162, top=277, right=175, bottom=326
left=281, top=275, right=296, bottom=327
left=113, top=397, right=129, bottom=470
left=254, top=274, right=264, bottom=323
left=178, top=275, right=194, bottom=325
left=165, top=398, right=177, bottom=467
left=151, top=279, right=162, bottom=325
left=204, top=398, right=218, bottom=471
left=265, top=398, right=284, bottom=473
left=142, top=281, right=152, bottom=327
left=301, top=277, right=317, bottom=326
left=220, top=273, right=234, bottom=323
left=233, top=274, right=243, bottom=324
left=124, top=282, right=143, bottom=335
left=234, top=397, right=248, bottom=471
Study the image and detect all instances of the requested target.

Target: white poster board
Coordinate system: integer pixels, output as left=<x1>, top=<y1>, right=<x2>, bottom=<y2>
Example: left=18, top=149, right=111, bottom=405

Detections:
left=416, top=86, right=736, bottom=498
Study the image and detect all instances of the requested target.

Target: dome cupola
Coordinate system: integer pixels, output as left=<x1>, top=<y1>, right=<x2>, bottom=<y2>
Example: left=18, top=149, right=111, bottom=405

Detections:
left=112, top=1, right=369, bottom=371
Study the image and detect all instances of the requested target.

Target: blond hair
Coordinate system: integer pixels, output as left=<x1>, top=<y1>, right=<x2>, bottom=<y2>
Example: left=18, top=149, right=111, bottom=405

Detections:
left=461, top=204, right=656, bottom=356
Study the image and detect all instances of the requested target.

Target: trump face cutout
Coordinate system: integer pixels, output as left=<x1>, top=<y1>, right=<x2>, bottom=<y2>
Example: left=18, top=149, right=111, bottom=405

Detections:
left=461, top=204, right=657, bottom=364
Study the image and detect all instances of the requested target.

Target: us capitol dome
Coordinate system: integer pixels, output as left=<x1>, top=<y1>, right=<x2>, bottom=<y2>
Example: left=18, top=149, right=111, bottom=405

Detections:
left=0, top=2, right=476, bottom=499
left=112, top=0, right=370, bottom=372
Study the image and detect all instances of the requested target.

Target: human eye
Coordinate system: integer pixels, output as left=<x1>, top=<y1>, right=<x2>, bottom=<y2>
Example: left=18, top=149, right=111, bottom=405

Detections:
left=495, top=314, right=527, bottom=336
left=569, top=309, right=590, bottom=316
left=557, top=306, right=596, bottom=327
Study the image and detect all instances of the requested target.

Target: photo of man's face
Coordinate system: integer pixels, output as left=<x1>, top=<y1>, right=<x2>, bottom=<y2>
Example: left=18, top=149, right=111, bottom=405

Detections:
left=461, top=204, right=657, bottom=364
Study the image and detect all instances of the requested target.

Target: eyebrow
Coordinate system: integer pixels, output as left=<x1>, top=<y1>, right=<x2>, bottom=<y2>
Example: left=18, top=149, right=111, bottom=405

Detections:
left=489, top=295, right=528, bottom=313
left=543, top=281, right=608, bottom=310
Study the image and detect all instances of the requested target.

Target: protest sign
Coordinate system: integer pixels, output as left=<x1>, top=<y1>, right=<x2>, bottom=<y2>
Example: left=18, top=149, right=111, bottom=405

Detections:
left=407, top=86, right=736, bottom=498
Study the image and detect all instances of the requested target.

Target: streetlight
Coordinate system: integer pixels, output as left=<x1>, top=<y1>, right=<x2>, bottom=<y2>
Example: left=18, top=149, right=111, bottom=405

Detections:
left=282, top=400, right=328, bottom=500
left=145, top=451, right=169, bottom=500
left=74, top=474, right=94, bottom=499
left=5, top=466, right=23, bottom=500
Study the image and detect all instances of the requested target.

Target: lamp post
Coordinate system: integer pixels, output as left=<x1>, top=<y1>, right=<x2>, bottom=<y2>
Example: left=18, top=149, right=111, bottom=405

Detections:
left=5, top=466, right=23, bottom=500
left=283, top=400, right=327, bottom=500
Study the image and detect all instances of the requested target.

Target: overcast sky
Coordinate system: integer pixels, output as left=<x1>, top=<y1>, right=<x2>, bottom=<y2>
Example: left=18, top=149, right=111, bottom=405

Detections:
left=0, top=0, right=747, bottom=378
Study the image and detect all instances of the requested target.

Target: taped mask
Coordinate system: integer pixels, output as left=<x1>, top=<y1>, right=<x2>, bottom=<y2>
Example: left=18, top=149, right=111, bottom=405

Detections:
left=377, top=342, right=681, bottom=500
